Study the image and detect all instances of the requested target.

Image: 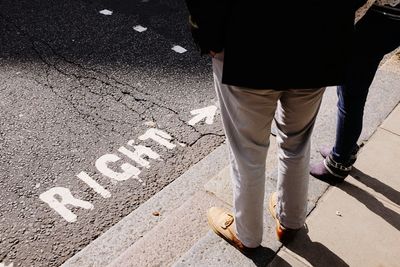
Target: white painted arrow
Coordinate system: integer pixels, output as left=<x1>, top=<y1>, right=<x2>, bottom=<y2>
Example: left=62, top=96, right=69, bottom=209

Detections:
left=188, top=105, right=217, bottom=126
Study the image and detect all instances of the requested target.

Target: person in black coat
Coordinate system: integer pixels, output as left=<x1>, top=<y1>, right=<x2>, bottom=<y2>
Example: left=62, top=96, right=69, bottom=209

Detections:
left=185, top=0, right=361, bottom=251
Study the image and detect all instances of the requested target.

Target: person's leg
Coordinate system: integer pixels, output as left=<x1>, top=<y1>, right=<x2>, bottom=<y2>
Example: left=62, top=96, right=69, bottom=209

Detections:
left=211, top=53, right=280, bottom=247
left=333, top=11, right=400, bottom=163
left=275, top=88, right=325, bottom=229
left=310, top=10, right=400, bottom=182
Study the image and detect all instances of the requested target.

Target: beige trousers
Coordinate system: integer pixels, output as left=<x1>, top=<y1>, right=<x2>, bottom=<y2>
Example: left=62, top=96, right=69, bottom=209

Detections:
left=212, top=53, right=325, bottom=247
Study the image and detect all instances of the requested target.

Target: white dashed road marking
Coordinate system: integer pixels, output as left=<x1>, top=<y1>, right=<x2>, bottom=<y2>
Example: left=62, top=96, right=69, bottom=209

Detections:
left=171, top=45, right=187, bottom=54
left=99, top=9, right=113, bottom=15
left=133, top=25, right=147, bottom=32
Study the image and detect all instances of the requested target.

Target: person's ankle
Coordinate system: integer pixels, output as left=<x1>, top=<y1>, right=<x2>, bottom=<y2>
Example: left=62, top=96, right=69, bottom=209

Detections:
left=331, top=144, right=361, bottom=166
left=324, top=154, right=352, bottom=179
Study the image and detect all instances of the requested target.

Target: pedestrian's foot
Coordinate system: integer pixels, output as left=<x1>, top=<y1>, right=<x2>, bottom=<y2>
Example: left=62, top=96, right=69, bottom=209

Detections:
left=268, top=193, right=300, bottom=244
left=207, top=207, right=256, bottom=253
left=310, top=154, right=352, bottom=184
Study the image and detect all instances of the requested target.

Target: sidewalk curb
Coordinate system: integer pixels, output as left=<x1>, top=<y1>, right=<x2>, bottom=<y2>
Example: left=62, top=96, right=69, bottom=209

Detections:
left=62, top=144, right=229, bottom=267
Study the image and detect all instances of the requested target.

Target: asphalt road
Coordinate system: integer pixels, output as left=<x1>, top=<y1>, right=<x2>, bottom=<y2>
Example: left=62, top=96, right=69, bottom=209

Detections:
left=0, top=0, right=225, bottom=266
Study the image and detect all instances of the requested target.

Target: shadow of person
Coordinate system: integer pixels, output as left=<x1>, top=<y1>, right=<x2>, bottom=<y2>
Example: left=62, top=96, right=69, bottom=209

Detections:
left=240, top=245, right=290, bottom=267
left=350, top=167, right=400, bottom=206
left=243, top=246, right=282, bottom=267
left=284, top=226, right=349, bottom=267
left=338, top=180, right=400, bottom=231
left=239, top=226, right=348, bottom=267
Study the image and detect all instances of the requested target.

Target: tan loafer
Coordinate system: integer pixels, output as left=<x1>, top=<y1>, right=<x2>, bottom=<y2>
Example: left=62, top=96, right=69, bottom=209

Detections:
left=207, top=207, right=247, bottom=251
left=268, top=192, right=300, bottom=244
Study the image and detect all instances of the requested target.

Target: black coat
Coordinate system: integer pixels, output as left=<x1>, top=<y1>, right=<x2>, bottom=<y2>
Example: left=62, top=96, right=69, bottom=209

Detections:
left=185, top=0, right=367, bottom=89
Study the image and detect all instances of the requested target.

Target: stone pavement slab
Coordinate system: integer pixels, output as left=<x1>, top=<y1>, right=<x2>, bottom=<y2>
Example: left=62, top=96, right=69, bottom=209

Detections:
left=271, top=184, right=400, bottom=267
left=270, top=106, right=400, bottom=267
left=381, top=105, right=400, bottom=136
left=351, top=128, right=400, bottom=206
left=108, top=191, right=230, bottom=267
left=173, top=232, right=276, bottom=267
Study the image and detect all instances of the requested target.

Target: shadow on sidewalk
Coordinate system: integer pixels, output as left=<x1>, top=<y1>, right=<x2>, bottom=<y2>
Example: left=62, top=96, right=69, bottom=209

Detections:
left=242, top=227, right=348, bottom=267
left=241, top=246, right=284, bottom=267
left=351, top=167, right=400, bottom=207
left=274, top=226, right=349, bottom=267
left=339, top=179, right=400, bottom=231
left=310, top=166, right=400, bottom=231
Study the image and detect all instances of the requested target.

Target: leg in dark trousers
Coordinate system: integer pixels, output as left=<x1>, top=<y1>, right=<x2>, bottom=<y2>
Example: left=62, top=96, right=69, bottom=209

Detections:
left=310, top=9, right=400, bottom=182
left=332, top=10, right=400, bottom=163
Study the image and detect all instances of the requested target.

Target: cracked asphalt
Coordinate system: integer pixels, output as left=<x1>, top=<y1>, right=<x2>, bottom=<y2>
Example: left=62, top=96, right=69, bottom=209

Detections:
left=0, top=0, right=225, bottom=266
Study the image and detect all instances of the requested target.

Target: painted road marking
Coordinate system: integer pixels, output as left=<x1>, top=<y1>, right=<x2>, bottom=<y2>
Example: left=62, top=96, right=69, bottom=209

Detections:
left=118, top=145, right=160, bottom=168
left=188, top=106, right=217, bottom=126
left=38, top=103, right=220, bottom=222
left=77, top=172, right=111, bottom=198
left=39, top=128, right=180, bottom=222
left=39, top=187, right=94, bottom=223
left=4, top=7, right=222, bottom=265
left=33, top=17, right=220, bottom=225
left=133, top=25, right=147, bottom=32
left=144, top=121, right=156, bottom=127
left=127, top=139, right=136, bottom=146
left=99, top=9, right=113, bottom=16
left=139, top=128, right=176, bottom=150
left=171, top=45, right=187, bottom=54
left=95, top=154, right=141, bottom=181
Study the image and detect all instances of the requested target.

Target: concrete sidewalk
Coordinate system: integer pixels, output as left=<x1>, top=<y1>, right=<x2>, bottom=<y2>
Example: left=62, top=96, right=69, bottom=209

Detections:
left=270, top=103, right=400, bottom=267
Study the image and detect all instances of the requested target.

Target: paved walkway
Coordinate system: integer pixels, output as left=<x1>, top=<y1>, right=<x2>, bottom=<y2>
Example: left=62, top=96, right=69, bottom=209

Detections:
left=270, top=103, right=400, bottom=267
